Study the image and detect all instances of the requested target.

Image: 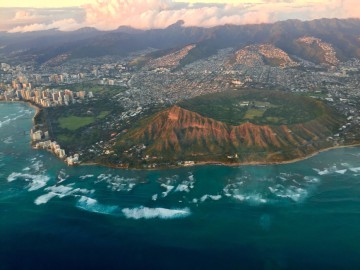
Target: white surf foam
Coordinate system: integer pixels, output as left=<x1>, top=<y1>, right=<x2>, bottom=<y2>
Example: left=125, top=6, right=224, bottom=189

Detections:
left=122, top=206, right=191, bottom=220
left=7, top=172, right=50, bottom=191
left=269, top=185, right=308, bottom=202
left=335, top=169, right=347, bottom=174
left=304, top=176, right=320, bottom=183
left=96, top=174, right=138, bottom=192
left=0, top=113, right=26, bottom=128
left=314, top=168, right=330, bottom=175
left=161, top=183, right=174, bottom=197
left=98, top=174, right=110, bottom=180
left=200, top=194, right=222, bottom=202
left=174, top=175, right=195, bottom=193
left=175, top=184, right=190, bottom=192
left=3, top=136, right=13, bottom=144
left=350, top=167, right=360, bottom=173
left=79, top=174, right=94, bottom=180
left=245, top=194, right=268, bottom=205
left=76, top=196, right=118, bottom=214
left=34, top=185, right=93, bottom=205
left=233, top=194, right=245, bottom=201
left=57, top=169, right=69, bottom=183
left=313, top=165, right=347, bottom=176
left=27, top=158, right=45, bottom=172
left=230, top=192, right=267, bottom=205
left=35, top=192, right=58, bottom=205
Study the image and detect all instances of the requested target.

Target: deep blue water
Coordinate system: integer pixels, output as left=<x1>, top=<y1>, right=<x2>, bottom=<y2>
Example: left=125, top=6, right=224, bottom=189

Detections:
left=1, top=102, right=360, bottom=270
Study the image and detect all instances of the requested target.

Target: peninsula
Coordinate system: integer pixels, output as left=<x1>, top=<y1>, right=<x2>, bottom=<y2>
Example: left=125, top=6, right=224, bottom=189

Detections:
left=1, top=19, right=360, bottom=169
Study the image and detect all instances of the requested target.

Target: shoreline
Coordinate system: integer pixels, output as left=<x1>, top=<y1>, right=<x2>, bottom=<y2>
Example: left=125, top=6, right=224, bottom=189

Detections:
left=81, top=143, right=360, bottom=171
left=3, top=100, right=359, bottom=171
left=0, top=100, right=41, bottom=123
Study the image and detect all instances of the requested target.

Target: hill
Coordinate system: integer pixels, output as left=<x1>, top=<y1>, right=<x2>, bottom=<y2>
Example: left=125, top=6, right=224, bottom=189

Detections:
left=112, top=90, right=345, bottom=168
left=229, top=44, right=299, bottom=68
left=294, top=36, right=339, bottom=65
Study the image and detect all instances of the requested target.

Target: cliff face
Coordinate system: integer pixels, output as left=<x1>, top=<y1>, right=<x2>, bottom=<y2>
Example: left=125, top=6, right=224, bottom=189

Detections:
left=117, top=105, right=343, bottom=164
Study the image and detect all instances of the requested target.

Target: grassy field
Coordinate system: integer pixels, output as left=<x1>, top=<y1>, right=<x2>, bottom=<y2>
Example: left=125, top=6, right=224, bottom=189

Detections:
left=58, top=110, right=110, bottom=131
left=244, top=109, right=265, bottom=120
left=179, top=89, right=325, bottom=126
left=58, top=116, right=95, bottom=131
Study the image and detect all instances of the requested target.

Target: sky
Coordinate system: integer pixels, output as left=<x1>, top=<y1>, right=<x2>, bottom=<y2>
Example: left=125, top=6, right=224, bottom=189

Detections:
left=0, top=0, right=359, bottom=32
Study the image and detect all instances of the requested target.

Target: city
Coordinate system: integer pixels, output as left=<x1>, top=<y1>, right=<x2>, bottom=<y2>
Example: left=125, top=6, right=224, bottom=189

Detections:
left=1, top=2, right=360, bottom=269
left=1, top=37, right=359, bottom=167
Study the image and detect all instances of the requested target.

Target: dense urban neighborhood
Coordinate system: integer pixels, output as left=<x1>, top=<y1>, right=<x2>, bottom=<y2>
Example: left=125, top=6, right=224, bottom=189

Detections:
left=1, top=31, right=360, bottom=168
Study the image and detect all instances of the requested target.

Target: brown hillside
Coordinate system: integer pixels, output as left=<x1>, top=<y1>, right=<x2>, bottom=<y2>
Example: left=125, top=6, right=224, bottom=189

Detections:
left=117, top=105, right=343, bottom=164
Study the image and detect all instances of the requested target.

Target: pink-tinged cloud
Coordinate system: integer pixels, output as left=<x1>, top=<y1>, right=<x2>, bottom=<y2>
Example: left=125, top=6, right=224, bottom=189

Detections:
left=82, top=0, right=360, bottom=30
left=5, top=0, right=360, bottom=32
left=12, top=10, right=37, bottom=21
left=8, top=18, right=83, bottom=32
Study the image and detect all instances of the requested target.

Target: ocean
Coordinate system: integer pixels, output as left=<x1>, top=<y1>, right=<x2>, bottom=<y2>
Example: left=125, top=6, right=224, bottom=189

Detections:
left=1, top=102, right=360, bottom=270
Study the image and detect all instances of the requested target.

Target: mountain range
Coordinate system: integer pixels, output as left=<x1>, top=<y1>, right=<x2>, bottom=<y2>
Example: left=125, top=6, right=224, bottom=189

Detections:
left=1, top=18, right=360, bottom=66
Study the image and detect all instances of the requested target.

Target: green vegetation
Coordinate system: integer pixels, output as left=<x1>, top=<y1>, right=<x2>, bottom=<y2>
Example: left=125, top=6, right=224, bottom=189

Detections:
left=179, top=89, right=325, bottom=126
left=58, top=110, right=110, bottom=131
left=179, top=40, right=219, bottom=68
left=114, top=89, right=344, bottom=168
left=57, top=134, right=74, bottom=143
left=244, top=109, right=265, bottom=120
left=40, top=97, right=126, bottom=154
left=58, top=116, right=96, bottom=131
left=97, top=111, right=110, bottom=119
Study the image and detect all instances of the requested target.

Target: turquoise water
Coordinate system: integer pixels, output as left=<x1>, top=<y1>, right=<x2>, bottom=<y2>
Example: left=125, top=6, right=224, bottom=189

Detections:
left=1, top=102, right=360, bottom=269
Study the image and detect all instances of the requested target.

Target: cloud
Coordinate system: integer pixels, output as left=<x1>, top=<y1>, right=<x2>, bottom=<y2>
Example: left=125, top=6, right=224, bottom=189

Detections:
left=1, top=7, right=85, bottom=32
left=82, top=0, right=360, bottom=30
left=12, top=10, right=38, bottom=21
left=8, top=18, right=83, bottom=32
left=82, top=0, right=265, bottom=29
left=3, top=0, right=360, bottom=33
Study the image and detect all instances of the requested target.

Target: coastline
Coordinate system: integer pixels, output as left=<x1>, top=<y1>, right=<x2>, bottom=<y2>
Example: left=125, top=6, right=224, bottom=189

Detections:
left=0, top=99, right=41, bottom=124
left=3, top=99, right=359, bottom=171
left=28, top=102, right=41, bottom=123
left=81, top=143, right=360, bottom=171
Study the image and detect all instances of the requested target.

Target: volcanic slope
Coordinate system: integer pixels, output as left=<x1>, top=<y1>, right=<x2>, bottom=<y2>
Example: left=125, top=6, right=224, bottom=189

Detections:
left=114, top=90, right=346, bottom=167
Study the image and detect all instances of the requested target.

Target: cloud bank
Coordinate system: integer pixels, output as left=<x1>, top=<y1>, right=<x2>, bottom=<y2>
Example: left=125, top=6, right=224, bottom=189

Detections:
left=2, top=0, right=360, bottom=33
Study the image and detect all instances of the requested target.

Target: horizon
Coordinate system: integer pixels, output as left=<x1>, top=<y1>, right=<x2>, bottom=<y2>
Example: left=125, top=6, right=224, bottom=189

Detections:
left=2, top=17, right=360, bottom=34
left=0, top=0, right=359, bottom=33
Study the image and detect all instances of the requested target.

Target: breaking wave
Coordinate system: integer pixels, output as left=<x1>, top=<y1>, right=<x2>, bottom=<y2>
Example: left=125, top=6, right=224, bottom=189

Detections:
left=76, top=196, right=118, bottom=215
left=350, top=167, right=360, bottom=173
left=223, top=171, right=321, bottom=205
left=269, top=185, right=308, bottom=202
left=7, top=172, right=50, bottom=191
left=161, top=183, right=175, bottom=197
left=96, top=174, right=138, bottom=192
left=231, top=193, right=268, bottom=205
left=0, top=113, right=26, bottom=128
left=79, top=174, right=95, bottom=180
left=122, top=206, right=191, bottom=220
left=200, top=194, right=222, bottom=202
left=156, top=173, right=196, bottom=199
left=3, top=136, right=13, bottom=144
left=34, top=185, right=93, bottom=205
